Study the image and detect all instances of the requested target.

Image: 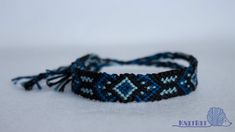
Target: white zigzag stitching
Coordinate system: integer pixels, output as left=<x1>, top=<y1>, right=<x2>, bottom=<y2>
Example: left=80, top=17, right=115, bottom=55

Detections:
left=80, top=76, right=93, bottom=83
left=81, top=88, right=94, bottom=95
left=161, top=75, right=177, bottom=84
left=160, top=87, right=177, bottom=96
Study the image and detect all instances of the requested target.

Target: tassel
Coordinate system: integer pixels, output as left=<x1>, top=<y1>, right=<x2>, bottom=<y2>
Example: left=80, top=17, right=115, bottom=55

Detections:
left=12, top=65, right=72, bottom=91
left=11, top=54, right=98, bottom=91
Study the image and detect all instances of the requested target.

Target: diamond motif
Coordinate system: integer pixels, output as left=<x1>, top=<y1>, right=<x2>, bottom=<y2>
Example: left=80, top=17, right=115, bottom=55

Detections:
left=113, top=77, right=138, bottom=100
left=136, top=74, right=161, bottom=101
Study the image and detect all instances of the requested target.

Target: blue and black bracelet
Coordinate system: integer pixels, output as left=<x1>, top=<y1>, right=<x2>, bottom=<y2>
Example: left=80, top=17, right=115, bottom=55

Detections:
left=12, top=52, right=198, bottom=103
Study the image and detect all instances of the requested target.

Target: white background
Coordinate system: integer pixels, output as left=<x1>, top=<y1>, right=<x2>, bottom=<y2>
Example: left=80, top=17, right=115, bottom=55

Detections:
left=0, top=0, right=235, bottom=132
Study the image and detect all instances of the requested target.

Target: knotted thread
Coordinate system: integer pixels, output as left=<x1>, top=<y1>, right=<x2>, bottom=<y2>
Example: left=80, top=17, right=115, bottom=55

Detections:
left=11, top=54, right=103, bottom=91
left=12, top=52, right=194, bottom=92
left=12, top=66, right=72, bottom=92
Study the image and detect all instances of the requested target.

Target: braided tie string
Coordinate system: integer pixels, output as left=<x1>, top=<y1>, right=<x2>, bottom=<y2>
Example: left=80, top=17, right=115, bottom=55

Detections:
left=12, top=66, right=72, bottom=92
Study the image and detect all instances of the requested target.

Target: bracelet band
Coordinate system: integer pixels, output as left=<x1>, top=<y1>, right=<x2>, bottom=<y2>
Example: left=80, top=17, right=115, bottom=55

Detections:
left=12, top=52, right=198, bottom=103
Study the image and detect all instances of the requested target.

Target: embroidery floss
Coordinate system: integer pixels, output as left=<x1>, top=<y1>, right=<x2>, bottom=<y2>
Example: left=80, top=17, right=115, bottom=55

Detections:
left=12, top=52, right=198, bottom=103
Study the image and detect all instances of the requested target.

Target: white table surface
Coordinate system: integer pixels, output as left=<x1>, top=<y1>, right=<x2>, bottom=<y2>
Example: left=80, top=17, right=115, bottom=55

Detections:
left=0, top=42, right=234, bottom=132
left=0, top=0, right=234, bottom=132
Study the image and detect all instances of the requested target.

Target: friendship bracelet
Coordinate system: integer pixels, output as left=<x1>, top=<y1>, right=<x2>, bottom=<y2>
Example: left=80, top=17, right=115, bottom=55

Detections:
left=12, top=52, right=198, bottom=103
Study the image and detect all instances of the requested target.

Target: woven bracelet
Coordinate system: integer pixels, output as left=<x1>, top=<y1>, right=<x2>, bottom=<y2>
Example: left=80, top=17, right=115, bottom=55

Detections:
left=12, top=52, right=198, bottom=103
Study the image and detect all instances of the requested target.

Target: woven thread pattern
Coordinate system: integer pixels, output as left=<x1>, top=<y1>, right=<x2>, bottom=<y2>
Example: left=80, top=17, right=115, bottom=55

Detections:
left=12, top=52, right=198, bottom=103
